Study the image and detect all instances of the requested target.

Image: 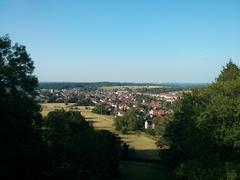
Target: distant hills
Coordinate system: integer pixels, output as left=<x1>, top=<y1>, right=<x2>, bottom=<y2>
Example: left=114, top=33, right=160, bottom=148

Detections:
left=161, top=82, right=208, bottom=88
left=38, top=82, right=208, bottom=90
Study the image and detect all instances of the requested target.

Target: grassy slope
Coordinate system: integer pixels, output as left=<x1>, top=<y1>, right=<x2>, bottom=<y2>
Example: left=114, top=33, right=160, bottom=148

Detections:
left=41, top=103, right=167, bottom=179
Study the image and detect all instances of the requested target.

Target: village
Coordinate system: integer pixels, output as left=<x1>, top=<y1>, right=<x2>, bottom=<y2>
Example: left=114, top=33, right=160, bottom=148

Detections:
left=38, top=87, right=183, bottom=129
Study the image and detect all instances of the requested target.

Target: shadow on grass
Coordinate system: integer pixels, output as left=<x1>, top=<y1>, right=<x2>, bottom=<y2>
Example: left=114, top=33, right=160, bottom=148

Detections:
left=131, top=149, right=161, bottom=161
left=84, top=117, right=95, bottom=120
left=119, top=160, right=169, bottom=180
left=119, top=149, right=171, bottom=180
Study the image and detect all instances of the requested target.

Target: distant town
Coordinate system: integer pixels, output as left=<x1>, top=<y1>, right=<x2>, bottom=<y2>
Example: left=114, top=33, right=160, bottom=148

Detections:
left=38, top=83, right=195, bottom=130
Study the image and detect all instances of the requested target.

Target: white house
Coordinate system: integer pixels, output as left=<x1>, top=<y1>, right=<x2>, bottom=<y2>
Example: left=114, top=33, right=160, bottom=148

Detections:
left=144, top=120, right=155, bottom=129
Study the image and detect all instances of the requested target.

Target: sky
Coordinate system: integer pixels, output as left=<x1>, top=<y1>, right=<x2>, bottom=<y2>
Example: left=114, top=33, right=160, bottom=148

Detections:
left=0, top=0, right=239, bottom=83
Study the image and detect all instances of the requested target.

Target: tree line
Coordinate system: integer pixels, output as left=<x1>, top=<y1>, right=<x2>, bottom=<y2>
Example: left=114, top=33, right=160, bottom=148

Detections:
left=38, top=82, right=170, bottom=90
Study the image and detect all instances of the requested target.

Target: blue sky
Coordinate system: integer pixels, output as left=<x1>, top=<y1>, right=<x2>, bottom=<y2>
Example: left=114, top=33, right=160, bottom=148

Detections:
left=0, top=0, right=239, bottom=83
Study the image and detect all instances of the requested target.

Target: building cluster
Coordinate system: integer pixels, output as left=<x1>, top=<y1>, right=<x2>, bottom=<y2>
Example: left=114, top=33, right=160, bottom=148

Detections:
left=39, top=88, right=183, bottom=129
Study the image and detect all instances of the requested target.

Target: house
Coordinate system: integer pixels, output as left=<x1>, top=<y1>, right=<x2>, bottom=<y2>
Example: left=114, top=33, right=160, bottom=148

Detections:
left=144, top=120, right=155, bottom=129
left=117, top=111, right=125, bottom=117
left=148, top=101, right=161, bottom=109
left=158, top=93, right=180, bottom=103
left=149, top=109, right=169, bottom=117
left=118, top=103, right=129, bottom=110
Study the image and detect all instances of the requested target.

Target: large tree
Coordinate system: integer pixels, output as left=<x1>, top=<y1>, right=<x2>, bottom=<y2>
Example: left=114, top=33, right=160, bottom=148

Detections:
left=113, top=108, right=144, bottom=132
left=0, top=35, right=41, bottom=144
left=0, top=35, right=45, bottom=179
left=216, top=59, right=240, bottom=82
left=43, top=109, right=119, bottom=179
left=0, top=35, right=120, bottom=179
left=161, top=60, right=240, bottom=179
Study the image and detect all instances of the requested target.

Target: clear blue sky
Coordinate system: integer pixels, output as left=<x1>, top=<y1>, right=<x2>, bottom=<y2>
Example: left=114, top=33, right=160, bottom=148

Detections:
left=0, top=0, right=239, bottom=83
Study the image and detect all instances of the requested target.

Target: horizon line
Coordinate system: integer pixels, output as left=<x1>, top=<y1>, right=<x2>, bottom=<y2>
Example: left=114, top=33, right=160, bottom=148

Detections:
left=38, top=81, right=209, bottom=84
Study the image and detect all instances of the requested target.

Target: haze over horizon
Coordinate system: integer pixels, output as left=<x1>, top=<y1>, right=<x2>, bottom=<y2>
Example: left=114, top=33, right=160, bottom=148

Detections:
left=0, top=0, right=239, bottom=83
left=38, top=81, right=208, bottom=85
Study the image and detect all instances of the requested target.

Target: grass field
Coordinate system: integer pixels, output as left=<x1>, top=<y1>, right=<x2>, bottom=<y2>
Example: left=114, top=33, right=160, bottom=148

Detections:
left=41, top=103, right=160, bottom=160
left=41, top=103, right=165, bottom=180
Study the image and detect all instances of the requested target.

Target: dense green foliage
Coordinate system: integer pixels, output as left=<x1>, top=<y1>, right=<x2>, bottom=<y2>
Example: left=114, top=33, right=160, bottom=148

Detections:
left=153, top=116, right=170, bottom=136
left=0, top=35, right=120, bottom=179
left=217, top=59, right=240, bottom=82
left=0, top=35, right=41, bottom=140
left=39, top=82, right=99, bottom=91
left=161, top=61, right=240, bottom=179
left=92, top=103, right=113, bottom=115
left=138, top=87, right=181, bottom=94
left=114, top=108, right=145, bottom=132
left=43, top=109, right=119, bottom=179
left=0, top=35, right=44, bottom=179
left=161, top=82, right=208, bottom=89
left=75, top=95, right=94, bottom=106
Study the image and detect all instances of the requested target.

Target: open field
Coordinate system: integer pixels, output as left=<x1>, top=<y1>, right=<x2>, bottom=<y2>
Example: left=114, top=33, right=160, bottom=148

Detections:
left=41, top=103, right=160, bottom=160
left=41, top=103, right=165, bottom=179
